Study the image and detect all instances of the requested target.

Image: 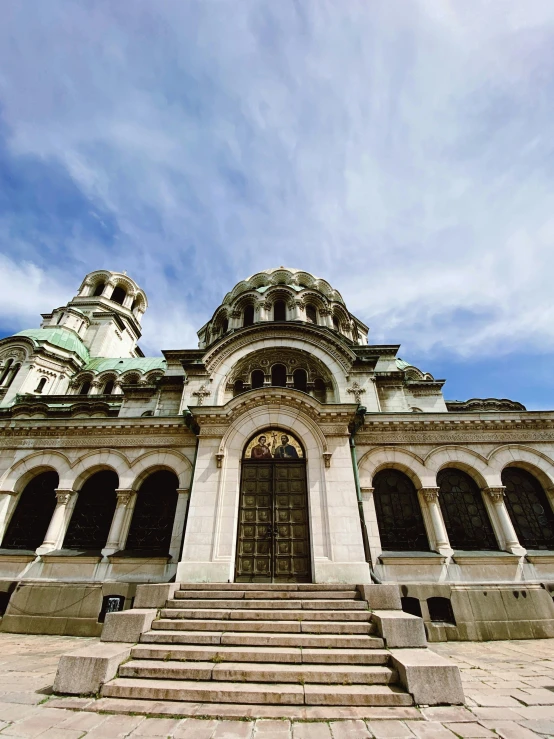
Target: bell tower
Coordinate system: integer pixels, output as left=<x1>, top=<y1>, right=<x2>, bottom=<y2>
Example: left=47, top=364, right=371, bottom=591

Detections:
left=41, top=270, right=148, bottom=358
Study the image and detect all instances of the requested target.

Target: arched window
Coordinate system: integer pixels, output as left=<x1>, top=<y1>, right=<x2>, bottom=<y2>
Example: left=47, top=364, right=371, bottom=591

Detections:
left=4, top=363, right=20, bottom=389
left=233, top=380, right=245, bottom=396
left=35, top=377, right=47, bottom=394
left=305, top=304, right=317, bottom=324
left=437, top=469, right=498, bottom=550
left=93, top=282, right=105, bottom=297
left=0, top=359, right=13, bottom=386
left=56, top=313, right=64, bottom=324
left=222, top=317, right=229, bottom=334
left=502, top=467, right=554, bottom=549
left=63, top=470, right=118, bottom=550
left=103, top=380, right=115, bottom=395
left=243, top=305, right=255, bottom=327
left=271, top=364, right=287, bottom=387
left=273, top=300, right=286, bottom=321
left=373, top=469, right=429, bottom=551
left=79, top=381, right=91, bottom=395
left=251, top=370, right=264, bottom=389
left=2, top=471, right=58, bottom=551
left=125, top=470, right=179, bottom=554
left=111, top=286, right=126, bottom=305
left=314, top=378, right=326, bottom=403
left=293, top=369, right=307, bottom=392
left=332, top=316, right=340, bottom=331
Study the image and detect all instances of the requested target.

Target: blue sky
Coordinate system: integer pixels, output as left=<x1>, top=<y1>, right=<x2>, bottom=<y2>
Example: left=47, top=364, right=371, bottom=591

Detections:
left=1, top=1, right=553, bottom=409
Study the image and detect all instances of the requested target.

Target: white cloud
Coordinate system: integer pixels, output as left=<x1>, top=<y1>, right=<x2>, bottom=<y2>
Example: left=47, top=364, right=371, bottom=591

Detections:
left=0, top=0, right=553, bottom=363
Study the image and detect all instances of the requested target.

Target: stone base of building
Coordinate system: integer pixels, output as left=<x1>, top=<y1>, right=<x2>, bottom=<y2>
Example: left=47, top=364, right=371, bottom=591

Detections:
left=1, top=578, right=554, bottom=640
left=398, top=581, right=554, bottom=642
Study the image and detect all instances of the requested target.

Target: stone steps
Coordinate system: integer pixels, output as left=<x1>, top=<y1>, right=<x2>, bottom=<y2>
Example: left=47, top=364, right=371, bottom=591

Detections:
left=100, top=583, right=414, bottom=707
left=166, top=598, right=368, bottom=610
left=103, top=677, right=412, bottom=706
left=175, top=589, right=358, bottom=600
left=140, top=630, right=385, bottom=648
left=119, top=659, right=397, bottom=685
left=152, top=618, right=374, bottom=634
left=130, top=644, right=391, bottom=664
left=160, top=608, right=371, bottom=621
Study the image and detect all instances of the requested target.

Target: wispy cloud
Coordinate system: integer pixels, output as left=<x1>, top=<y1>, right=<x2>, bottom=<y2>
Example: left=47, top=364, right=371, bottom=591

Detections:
left=0, top=1, right=553, bottom=403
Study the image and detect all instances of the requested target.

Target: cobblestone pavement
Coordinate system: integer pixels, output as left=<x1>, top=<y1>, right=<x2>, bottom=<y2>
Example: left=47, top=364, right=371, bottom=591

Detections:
left=0, top=634, right=553, bottom=737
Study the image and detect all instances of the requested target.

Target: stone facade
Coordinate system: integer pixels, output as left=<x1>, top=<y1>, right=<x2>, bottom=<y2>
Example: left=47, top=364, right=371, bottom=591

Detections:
left=0, top=267, right=553, bottom=639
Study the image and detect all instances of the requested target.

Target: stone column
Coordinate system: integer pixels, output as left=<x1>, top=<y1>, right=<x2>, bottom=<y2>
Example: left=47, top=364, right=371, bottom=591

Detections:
left=420, top=488, right=453, bottom=556
left=319, top=308, right=333, bottom=328
left=102, top=490, right=135, bottom=556
left=0, top=491, right=18, bottom=542
left=169, top=488, right=190, bottom=560
left=229, top=309, right=242, bottom=330
left=89, top=380, right=102, bottom=395
left=122, top=292, right=135, bottom=310
left=287, top=299, right=304, bottom=321
left=102, top=280, right=115, bottom=298
left=36, top=490, right=75, bottom=554
left=485, top=486, right=526, bottom=555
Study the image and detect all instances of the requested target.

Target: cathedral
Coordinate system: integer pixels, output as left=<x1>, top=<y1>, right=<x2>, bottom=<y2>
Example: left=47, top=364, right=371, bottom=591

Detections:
left=0, top=267, right=553, bottom=642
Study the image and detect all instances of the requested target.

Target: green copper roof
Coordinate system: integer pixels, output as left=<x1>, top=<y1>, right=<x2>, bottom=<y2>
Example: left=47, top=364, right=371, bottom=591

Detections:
left=396, top=358, right=410, bottom=370
left=16, top=329, right=90, bottom=362
left=84, top=357, right=166, bottom=374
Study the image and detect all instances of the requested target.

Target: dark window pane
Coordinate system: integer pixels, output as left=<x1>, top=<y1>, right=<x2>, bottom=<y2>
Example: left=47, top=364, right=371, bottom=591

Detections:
left=438, top=468, right=498, bottom=550
left=251, top=370, right=264, bottom=389
left=2, top=471, right=58, bottom=550
left=271, top=364, right=287, bottom=387
left=274, top=300, right=286, bottom=321
left=125, top=471, right=178, bottom=554
left=111, top=286, right=126, bottom=305
left=63, top=471, right=118, bottom=550
left=293, top=369, right=307, bottom=392
left=502, top=468, right=554, bottom=549
left=374, top=470, right=429, bottom=551
left=305, top=304, right=317, bottom=324
left=93, top=282, right=105, bottom=297
left=243, top=305, right=254, bottom=327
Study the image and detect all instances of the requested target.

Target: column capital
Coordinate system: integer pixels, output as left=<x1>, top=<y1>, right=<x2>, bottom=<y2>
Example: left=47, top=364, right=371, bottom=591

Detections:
left=485, top=486, right=506, bottom=503
left=421, top=487, right=440, bottom=503
left=176, top=488, right=190, bottom=495
left=54, top=489, right=75, bottom=505
left=115, top=489, right=135, bottom=506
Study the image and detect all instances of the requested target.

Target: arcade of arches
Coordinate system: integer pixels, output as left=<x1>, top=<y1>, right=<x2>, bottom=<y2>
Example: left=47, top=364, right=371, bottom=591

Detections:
left=1, top=468, right=181, bottom=557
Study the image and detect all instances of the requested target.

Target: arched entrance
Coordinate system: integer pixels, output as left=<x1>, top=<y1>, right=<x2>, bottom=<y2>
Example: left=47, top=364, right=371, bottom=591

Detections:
left=235, top=429, right=311, bottom=582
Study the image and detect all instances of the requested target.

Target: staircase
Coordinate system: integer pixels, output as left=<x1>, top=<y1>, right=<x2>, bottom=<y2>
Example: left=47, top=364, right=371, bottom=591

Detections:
left=101, top=584, right=413, bottom=706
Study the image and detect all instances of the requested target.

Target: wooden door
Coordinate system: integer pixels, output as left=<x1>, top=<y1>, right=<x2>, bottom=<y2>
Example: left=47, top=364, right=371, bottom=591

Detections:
left=235, top=460, right=311, bottom=582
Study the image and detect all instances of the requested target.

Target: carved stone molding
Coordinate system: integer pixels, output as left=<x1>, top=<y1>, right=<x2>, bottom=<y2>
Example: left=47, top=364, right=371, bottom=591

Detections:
left=421, top=487, right=440, bottom=503
left=115, top=489, right=134, bottom=506
left=347, top=382, right=366, bottom=404
left=322, top=452, right=332, bottom=468
left=54, top=490, right=74, bottom=505
left=216, top=453, right=224, bottom=468
left=485, top=486, right=506, bottom=503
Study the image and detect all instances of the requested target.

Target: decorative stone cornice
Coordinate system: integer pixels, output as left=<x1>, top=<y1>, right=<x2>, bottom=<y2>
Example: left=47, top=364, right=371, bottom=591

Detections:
left=202, top=323, right=357, bottom=374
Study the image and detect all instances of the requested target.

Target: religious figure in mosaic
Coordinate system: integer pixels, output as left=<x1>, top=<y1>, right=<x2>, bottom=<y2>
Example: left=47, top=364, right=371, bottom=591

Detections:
left=250, top=435, right=273, bottom=459
left=272, top=433, right=299, bottom=459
